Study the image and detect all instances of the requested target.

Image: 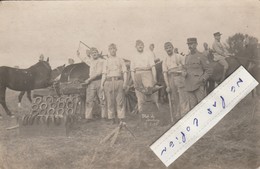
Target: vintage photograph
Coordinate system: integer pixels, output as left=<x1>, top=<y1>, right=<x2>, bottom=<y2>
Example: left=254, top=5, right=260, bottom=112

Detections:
left=0, top=0, right=259, bottom=169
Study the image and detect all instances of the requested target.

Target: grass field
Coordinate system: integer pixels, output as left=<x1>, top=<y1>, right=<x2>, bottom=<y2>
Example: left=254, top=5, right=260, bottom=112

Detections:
left=0, top=89, right=259, bottom=169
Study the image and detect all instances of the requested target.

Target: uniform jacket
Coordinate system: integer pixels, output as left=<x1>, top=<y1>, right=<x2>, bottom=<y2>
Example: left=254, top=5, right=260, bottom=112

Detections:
left=184, top=50, right=212, bottom=92
left=212, top=40, right=229, bottom=56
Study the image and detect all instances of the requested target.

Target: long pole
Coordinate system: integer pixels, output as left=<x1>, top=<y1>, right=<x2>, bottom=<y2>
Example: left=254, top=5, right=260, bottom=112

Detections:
left=167, top=93, right=174, bottom=123
left=80, top=41, right=91, bottom=49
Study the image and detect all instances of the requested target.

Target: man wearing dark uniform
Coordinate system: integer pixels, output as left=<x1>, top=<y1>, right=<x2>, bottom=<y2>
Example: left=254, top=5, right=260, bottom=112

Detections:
left=183, top=38, right=212, bottom=111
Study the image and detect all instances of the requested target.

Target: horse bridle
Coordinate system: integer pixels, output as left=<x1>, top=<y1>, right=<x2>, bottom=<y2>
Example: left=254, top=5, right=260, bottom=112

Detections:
left=55, top=66, right=63, bottom=74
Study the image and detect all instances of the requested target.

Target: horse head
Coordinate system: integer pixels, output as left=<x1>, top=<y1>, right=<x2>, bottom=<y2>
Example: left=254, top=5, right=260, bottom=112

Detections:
left=30, top=58, right=52, bottom=87
left=51, top=64, right=66, bottom=80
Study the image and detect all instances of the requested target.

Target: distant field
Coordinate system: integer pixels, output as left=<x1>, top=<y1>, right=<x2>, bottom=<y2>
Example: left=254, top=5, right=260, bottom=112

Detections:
left=0, top=89, right=259, bottom=169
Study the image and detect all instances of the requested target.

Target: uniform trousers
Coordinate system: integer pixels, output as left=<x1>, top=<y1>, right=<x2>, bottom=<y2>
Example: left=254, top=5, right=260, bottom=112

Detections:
left=168, top=73, right=189, bottom=119
left=104, top=79, right=125, bottom=119
left=85, top=80, right=107, bottom=119
left=185, top=85, right=206, bottom=111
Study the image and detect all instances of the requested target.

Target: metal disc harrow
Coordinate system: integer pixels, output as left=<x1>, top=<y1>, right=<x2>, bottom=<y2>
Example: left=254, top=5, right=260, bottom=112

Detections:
left=21, top=95, right=81, bottom=126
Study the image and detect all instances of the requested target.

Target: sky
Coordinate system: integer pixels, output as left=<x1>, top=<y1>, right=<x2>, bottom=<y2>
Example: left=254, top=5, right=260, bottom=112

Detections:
left=0, top=0, right=259, bottom=68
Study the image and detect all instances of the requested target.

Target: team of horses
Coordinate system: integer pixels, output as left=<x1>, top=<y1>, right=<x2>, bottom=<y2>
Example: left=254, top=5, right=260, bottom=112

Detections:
left=0, top=45, right=259, bottom=118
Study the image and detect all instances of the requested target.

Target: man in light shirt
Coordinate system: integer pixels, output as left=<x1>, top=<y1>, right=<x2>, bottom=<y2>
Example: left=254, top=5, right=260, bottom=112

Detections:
left=149, top=43, right=157, bottom=61
left=77, top=48, right=106, bottom=121
left=101, top=43, right=128, bottom=124
left=163, top=42, right=188, bottom=119
left=130, top=40, right=159, bottom=114
left=212, top=32, right=231, bottom=81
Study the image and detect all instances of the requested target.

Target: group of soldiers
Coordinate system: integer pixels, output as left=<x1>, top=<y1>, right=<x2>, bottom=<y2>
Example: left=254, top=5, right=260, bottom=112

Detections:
left=74, top=32, right=231, bottom=124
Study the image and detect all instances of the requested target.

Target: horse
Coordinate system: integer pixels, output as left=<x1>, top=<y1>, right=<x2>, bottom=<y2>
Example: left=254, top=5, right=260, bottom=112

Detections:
left=17, top=64, right=66, bottom=106
left=206, top=46, right=255, bottom=94
left=0, top=58, right=52, bottom=117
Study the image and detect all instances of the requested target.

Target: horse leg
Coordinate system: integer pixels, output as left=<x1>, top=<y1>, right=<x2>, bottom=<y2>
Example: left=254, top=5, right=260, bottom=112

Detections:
left=18, top=91, right=25, bottom=107
left=26, top=90, right=32, bottom=103
left=1, top=101, right=14, bottom=117
left=207, top=80, right=216, bottom=94
left=0, top=86, right=13, bottom=117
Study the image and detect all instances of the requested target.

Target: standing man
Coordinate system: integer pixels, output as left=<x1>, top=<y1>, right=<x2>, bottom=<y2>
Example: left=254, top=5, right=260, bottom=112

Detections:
left=130, top=40, right=159, bottom=114
left=77, top=48, right=106, bottom=121
left=184, top=38, right=212, bottom=111
left=149, top=43, right=158, bottom=61
left=163, top=42, right=188, bottom=119
left=174, top=48, right=179, bottom=54
left=212, top=32, right=230, bottom=81
left=101, top=43, right=128, bottom=124
left=203, top=43, right=210, bottom=56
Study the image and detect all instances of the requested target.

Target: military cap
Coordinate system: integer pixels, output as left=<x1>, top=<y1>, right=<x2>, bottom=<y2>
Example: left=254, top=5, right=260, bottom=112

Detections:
left=164, top=42, right=173, bottom=47
left=213, top=32, right=222, bottom=36
left=108, top=43, right=117, bottom=49
left=136, top=40, right=144, bottom=45
left=187, top=38, right=197, bottom=44
left=90, top=47, right=99, bottom=53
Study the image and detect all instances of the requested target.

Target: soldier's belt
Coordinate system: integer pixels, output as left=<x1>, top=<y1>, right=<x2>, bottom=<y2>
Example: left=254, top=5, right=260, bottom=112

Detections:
left=135, top=67, right=151, bottom=71
left=168, top=71, right=182, bottom=76
left=106, top=76, right=123, bottom=81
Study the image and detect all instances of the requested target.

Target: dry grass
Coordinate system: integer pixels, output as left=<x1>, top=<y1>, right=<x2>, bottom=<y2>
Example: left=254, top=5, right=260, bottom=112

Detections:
left=0, top=89, right=259, bottom=169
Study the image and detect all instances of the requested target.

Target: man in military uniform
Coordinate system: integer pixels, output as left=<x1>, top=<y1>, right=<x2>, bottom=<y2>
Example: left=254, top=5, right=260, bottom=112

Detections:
left=77, top=48, right=106, bottom=121
left=184, top=38, right=212, bottom=111
left=212, top=32, right=231, bottom=81
left=203, top=42, right=210, bottom=57
left=130, top=40, right=159, bottom=114
left=163, top=42, right=189, bottom=119
left=101, top=43, right=128, bottom=124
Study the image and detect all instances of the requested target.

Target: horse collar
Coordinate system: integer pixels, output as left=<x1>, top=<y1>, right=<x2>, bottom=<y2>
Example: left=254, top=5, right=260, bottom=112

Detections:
left=40, top=61, right=51, bottom=70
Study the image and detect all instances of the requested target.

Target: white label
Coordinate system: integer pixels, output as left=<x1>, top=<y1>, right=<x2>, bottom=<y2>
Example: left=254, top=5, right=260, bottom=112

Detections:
left=150, top=66, right=258, bottom=167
